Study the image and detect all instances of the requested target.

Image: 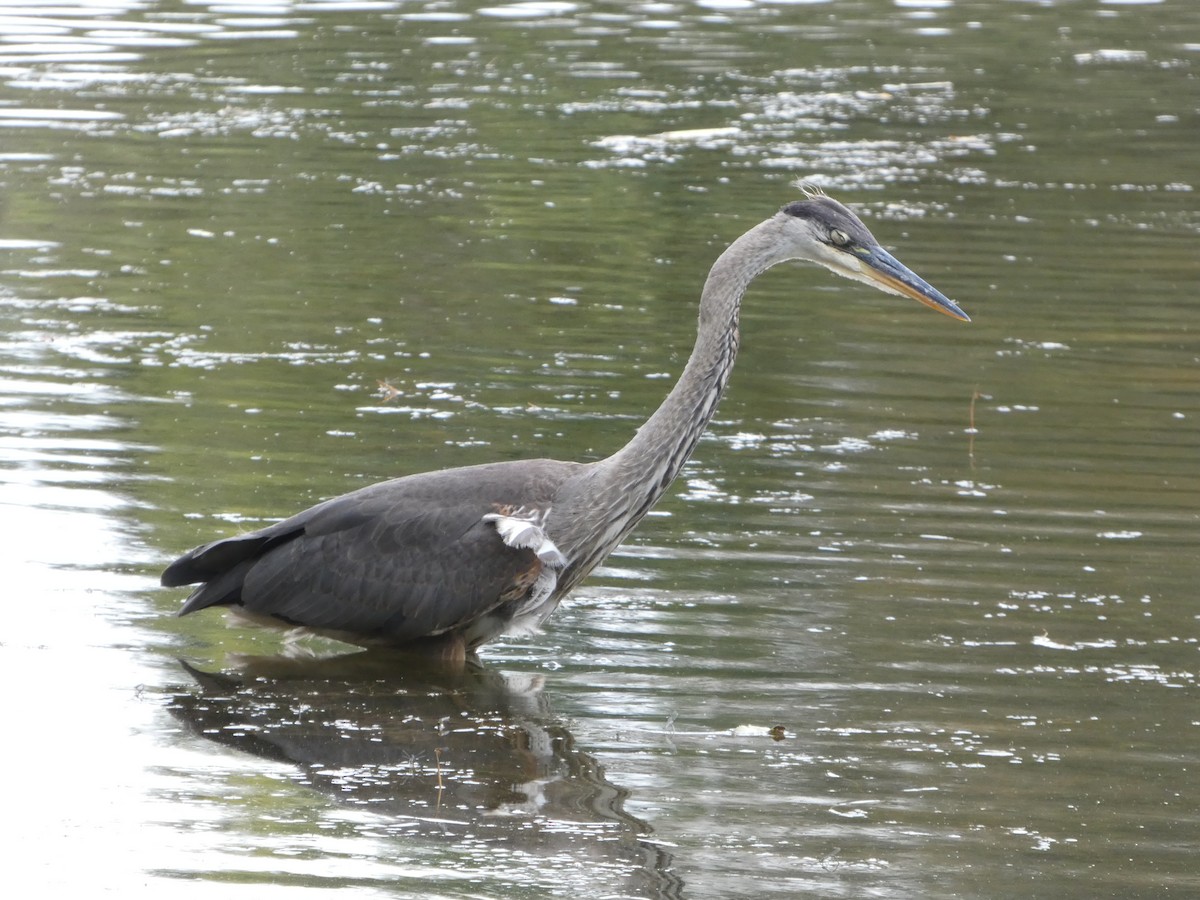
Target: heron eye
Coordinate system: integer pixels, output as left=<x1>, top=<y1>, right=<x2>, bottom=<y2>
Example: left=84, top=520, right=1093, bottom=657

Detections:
left=829, top=228, right=851, bottom=247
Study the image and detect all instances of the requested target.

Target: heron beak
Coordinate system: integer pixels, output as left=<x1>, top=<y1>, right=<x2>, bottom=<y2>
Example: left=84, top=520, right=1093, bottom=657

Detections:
left=837, top=244, right=970, bottom=322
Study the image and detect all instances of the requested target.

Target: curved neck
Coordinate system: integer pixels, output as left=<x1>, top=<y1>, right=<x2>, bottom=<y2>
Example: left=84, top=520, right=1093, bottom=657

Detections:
left=608, top=215, right=787, bottom=487
left=551, top=214, right=792, bottom=570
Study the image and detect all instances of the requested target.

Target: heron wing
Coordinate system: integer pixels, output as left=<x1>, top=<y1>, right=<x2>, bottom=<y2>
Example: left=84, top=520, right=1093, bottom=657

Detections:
left=163, top=459, right=583, bottom=644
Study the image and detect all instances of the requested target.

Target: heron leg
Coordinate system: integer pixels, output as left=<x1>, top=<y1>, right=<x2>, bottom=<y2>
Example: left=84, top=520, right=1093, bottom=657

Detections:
left=407, top=630, right=469, bottom=666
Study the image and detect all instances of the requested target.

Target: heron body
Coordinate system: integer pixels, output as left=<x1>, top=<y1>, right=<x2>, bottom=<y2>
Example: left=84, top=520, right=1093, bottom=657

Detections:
left=163, top=191, right=969, bottom=659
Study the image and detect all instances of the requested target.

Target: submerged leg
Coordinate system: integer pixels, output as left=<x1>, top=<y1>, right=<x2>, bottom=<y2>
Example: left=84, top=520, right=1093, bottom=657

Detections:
left=408, top=631, right=469, bottom=666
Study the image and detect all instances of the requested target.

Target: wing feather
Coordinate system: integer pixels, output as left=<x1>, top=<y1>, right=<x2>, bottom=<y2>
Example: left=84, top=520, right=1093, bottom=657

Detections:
left=165, top=459, right=584, bottom=645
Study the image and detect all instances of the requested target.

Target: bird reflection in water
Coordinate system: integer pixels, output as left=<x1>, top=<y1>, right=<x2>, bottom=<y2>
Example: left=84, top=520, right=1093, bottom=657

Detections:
left=167, top=652, right=683, bottom=898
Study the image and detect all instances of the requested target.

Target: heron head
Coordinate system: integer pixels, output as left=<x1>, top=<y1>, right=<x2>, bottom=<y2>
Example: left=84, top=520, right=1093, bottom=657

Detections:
left=779, top=190, right=970, bottom=322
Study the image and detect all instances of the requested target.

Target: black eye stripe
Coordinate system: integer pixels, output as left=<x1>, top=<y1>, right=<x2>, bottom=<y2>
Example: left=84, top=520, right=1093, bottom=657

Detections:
left=781, top=196, right=878, bottom=250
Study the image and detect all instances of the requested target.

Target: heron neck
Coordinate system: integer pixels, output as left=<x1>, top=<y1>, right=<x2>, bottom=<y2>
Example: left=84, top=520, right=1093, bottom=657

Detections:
left=552, top=216, right=788, bottom=564
left=608, top=219, right=783, bottom=489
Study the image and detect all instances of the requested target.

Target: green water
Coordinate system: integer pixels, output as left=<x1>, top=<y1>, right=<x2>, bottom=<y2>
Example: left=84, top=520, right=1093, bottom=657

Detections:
left=1, top=0, right=1197, bottom=896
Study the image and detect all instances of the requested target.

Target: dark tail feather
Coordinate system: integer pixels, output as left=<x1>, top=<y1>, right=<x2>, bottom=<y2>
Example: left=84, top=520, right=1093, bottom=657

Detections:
left=177, top=557, right=259, bottom=616
left=163, top=526, right=303, bottom=615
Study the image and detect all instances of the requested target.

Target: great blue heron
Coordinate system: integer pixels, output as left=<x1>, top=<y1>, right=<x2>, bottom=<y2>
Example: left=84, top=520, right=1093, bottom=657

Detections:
left=162, top=189, right=969, bottom=660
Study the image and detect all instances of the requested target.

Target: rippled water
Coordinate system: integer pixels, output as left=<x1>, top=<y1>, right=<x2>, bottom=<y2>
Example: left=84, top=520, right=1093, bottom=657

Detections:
left=2, top=0, right=1198, bottom=896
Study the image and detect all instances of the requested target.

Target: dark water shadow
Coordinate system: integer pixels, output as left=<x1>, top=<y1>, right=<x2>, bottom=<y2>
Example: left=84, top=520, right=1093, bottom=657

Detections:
left=166, top=651, right=683, bottom=898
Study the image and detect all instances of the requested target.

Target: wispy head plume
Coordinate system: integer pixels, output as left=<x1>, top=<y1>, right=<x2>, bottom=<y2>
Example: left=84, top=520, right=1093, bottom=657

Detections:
left=792, top=179, right=829, bottom=200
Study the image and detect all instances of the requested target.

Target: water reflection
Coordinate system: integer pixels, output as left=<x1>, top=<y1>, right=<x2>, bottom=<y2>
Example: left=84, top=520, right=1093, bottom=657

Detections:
left=167, top=653, right=683, bottom=898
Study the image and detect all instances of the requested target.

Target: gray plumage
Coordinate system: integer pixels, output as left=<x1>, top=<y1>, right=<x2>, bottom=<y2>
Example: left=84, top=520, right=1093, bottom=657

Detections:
left=162, top=191, right=969, bottom=656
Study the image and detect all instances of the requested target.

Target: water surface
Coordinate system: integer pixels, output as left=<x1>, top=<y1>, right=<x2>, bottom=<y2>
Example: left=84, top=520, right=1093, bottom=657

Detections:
left=2, top=0, right=1198, bottom=896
